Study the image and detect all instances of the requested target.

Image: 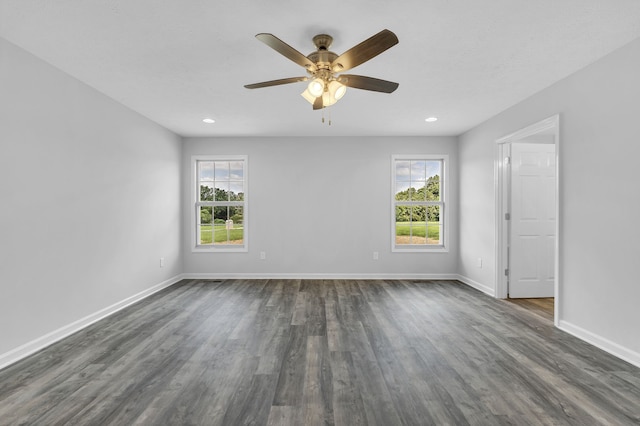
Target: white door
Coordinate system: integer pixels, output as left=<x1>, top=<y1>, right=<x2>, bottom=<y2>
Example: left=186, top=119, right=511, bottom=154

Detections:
left=509, top=142, right=556, bottom=298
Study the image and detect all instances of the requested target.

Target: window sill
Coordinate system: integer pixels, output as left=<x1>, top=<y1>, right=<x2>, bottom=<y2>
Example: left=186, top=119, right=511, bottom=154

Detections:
left=392, top=245, right=449, bottom=253
left=192, top=246, right=248, bottom=253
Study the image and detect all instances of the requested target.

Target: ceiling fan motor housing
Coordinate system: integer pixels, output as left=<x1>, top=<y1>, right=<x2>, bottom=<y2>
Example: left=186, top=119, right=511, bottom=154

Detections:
left=307, top=51, right=338, bottom=70
left=308, top=34, right=339, bottom=74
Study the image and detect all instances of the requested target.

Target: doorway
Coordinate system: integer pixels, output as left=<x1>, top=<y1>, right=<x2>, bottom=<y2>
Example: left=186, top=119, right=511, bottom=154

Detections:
left=495, top=115, right=560, bottom=325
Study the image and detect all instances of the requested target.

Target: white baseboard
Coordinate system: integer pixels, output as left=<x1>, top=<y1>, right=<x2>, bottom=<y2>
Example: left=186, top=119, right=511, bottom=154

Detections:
left=0, top=274, right=184, bottom=371
left=455, top=274, right=495, bottom=297
left=558, top=320, right=640, bottom=368
left=182, top=272, right=460, bottom=280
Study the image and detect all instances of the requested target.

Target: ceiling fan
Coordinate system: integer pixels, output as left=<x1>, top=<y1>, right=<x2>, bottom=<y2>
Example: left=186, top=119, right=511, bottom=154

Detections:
left=244, top=29, right=399, bottom=110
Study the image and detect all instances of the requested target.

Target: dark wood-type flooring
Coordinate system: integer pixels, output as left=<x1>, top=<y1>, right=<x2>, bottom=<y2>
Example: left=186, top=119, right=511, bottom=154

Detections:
left=0, top=280, right=638, bottom=425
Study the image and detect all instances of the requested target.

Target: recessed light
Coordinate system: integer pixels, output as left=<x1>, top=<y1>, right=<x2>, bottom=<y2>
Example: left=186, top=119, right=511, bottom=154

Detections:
left=425, top=117, right=438, bottom=122
left=203, top=118, right=215, bottom=124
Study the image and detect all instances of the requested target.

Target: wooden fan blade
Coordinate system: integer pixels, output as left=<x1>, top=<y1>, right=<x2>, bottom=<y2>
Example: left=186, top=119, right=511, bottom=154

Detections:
left=313, top=96, right=324, bottom=110
left=337, top=74, right=399, bottom=93
left=244, top=76, right=308, bottom=89
left=331, top=29, right=398, bottom=72
left=255, top=33, right=317, bottom=72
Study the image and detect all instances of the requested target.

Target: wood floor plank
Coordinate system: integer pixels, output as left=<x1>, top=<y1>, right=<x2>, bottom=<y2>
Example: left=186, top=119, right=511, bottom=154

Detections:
left=271, top=325, right=307, bottom=407
left=300, top=336, right=334, bottom=426
left=266, top=405, right=296, bottom=426
left=0, top=279, right=638, bottom=425
left=329, top=351, right=367, bottom=426
left=350, top=350, right=404, bottom=425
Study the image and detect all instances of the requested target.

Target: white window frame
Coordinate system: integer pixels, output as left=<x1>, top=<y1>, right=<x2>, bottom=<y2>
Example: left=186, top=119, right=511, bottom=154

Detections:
left=192, top=155, right=248, bottom=252
left=391, top=154, right=449, bottom=253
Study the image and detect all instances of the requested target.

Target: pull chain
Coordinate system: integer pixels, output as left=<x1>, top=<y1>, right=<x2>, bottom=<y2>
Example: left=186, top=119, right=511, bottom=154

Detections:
left=320, top=107, right=332, bottom=125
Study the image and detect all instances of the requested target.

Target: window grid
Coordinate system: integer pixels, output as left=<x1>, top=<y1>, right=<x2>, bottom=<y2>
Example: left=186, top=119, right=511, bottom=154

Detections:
left=392, top=156, right=446, bottom=251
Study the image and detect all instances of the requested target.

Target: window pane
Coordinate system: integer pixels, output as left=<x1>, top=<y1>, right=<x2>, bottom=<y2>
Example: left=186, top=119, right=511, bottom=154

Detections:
left=200, top=183, right=214, bottom=201
left=427, top=204, right=440, bottom=223
left=427, top=223, right=442, bottom=245
left=213, top=206, right=227, bottom=223
left=199, top=161, right=214, bottom=182
left=426, top=161, right=441, bottom=201
left=411, top=205, right=426, bottom=222
left=199, top=206, right=213, bottom=245
left=411, top=161, right=427, bottom=182
left=410, top=183, right=426, bottom=201
left=426, top=175, right=440, bottom=201
left=230, top=206, right=243, bottom=225
left=395, top=160, right=410, bottom=181
left=229, top=161, right=244, bottom=180
left=426, top=177, right=440, bottom=201
left=214, top=161, right=230, bottom=180
left=426, top=160, right=441, bottom=179
left=199, top=226, right=213, bottom=245
left=215, top=182, right=229, bottom=201
left=200, top=206, right=213, bottom=224
left=395, top=205, right=410, bottom=223
left=427, top=205, right=441, bottom=245
left=395, top=181, right=411, bottom=201
left=229, top=182, right=243, bottom=201
left=395, top=205, right=410, bottom=245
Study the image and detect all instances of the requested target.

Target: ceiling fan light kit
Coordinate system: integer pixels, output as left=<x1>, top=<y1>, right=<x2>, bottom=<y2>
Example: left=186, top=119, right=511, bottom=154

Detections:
left=245, top=29, right=399, bottom=118
left=307, top=78, right=325, bottom=97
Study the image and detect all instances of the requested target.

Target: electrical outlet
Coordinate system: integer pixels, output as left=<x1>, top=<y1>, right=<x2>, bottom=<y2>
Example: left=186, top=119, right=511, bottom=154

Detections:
left=477, top=257, right=482, bottom=268
left=373, top=251, right=379, bottom=260
left=260, top=251, right=266, bottom=260
left=160, top=257, right=165, bottom=267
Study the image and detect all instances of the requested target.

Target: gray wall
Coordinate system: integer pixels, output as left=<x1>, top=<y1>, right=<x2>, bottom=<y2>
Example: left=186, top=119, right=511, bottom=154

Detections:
left=0, top=38, right=183, bottom=357
left=459, top=37, right=640, bottom=359
left=182, top=137, right=458, bottom=277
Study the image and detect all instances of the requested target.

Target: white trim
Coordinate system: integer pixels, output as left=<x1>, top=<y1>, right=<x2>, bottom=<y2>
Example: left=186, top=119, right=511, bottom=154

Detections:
left=495, top=115, right=559, bottom=145
left=456, top=274, right=496, bottom=297
left=494, top=114, right=561, bottom=326
left=391, top=154, right=449, bottom=253
left=0, top=274, right=184, bottom=372
left=182, top=272, right=460, bottom=280
left=191, top=155, right=249, bottom=253
left=392, top=246, right=449, bottom=253
left=495, top=142, right=510, bottom=299
left=558, top=320, right=640, bottom=368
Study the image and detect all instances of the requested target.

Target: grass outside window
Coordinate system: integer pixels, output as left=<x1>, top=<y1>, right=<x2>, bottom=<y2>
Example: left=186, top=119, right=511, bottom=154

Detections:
left=199, top=224, right=244, bottom=245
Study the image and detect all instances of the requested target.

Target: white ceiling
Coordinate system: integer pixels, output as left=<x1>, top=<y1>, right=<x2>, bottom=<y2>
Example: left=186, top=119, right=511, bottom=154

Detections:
left=2, top=1, right=640, bottom=137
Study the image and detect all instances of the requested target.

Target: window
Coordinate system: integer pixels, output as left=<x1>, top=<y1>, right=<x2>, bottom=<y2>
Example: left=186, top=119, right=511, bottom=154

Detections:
left=392, top=155, right=447, bottom=252
left=193, top=156, right=247, bottom=252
